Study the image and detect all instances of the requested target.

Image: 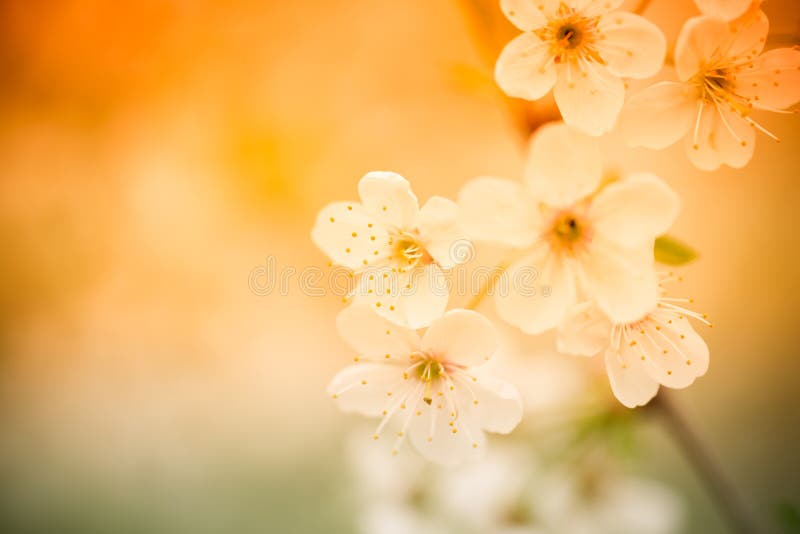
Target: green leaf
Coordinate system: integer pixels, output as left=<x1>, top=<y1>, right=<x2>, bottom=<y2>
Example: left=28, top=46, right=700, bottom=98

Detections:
left=654, top=235, right=698, bottom=266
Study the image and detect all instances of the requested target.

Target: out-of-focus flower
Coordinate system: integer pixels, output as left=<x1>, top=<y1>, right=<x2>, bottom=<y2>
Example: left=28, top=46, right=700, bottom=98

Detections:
left=458, top=121, right=679, bottom=334
left=327, top=305, right=523, bottom=465
left=694, top=0, right=754, bottom=21
left=345, top=427, right=427, bottom=502
left=346, top=427, right=684, bottom=534
left=495, top=0, right=666, bottom=135
left=529, top=466, right=684, bottom=534
left=436, top=444, right=684, bottom=534
left=436, top=444, right=536, bottom=531
left=312, top=172, right=464, bottom=328
left=359, top=503, right=449, bottom=534
left=617, top=10, right=800, bottom=170
left=557, top=279, right=710, bottom=408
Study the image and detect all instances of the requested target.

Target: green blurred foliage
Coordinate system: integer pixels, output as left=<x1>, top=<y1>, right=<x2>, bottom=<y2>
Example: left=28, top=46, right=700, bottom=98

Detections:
left=654, top=236, right=699, bottom=266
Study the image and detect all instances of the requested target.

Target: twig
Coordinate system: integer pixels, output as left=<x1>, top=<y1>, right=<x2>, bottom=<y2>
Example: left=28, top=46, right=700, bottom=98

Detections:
left=464, top=262, right=509, bottom=310
left=455, top=0, right=559, bottom=143
left=649, top=393, right=763, bottom=534
left=633, top=0, right=654, bottom=15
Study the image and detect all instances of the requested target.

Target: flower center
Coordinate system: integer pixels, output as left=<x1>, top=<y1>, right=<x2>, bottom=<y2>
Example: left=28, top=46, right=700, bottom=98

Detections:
left=704, top=68, right=733, bottom=93
left=392, top=231, right=431, bottom=269
left=416, top=358, right=444, bottom=382
left=687, top=62, right=779, bottom=147
left=413, top=354, right=446, bottom=405
left=547, top=210, right=592, bottom=254
left=556, top=24, right=583, bottom=49
left=535, top=5, right=604, bottom=65
left=692, top=65, right=752, bottom=117
left=694, top=67, right=735, bottom=102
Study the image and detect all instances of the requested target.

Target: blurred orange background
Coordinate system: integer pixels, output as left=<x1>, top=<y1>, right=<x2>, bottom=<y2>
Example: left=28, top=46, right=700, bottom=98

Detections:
left=0, top=0, right=798, bottom=532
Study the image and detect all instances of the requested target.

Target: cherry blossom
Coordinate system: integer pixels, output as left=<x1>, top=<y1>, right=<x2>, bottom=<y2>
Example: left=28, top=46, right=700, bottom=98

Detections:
left=495, top=0, right=666, bottom=135
left=557, top=280, right=710, bottom=408
left=328, top=305, right=523, bottom=465
left=312, top=171, right=465, bottom=328
left=458, top=121, right=679, bottom=334
left=617, top=10, right=800, bottom=170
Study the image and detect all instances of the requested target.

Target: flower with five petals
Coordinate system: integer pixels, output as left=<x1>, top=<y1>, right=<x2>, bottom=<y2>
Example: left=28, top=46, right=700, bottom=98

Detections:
left=495, top=0, right=666, bottom=135
left=312, top=172, right=464, bottom=328
left=328, top=305, right=523, bottom=466
left=557, top=279, right=710, bottom=408
left=458, top=121, right=679, bottom=334
left=617, top=10, right=800, bottom=170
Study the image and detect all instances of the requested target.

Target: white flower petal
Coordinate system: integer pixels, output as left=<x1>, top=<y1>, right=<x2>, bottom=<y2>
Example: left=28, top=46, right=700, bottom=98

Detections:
left=496, top=246, right=577, bottom=334
left=684, top=103, right=755, bottom=170
left=632, top=318, right=707, bottom=388
left=457, top=176, right=539, bottom=249
left=416, top=196, right=464, bottom=269
left=694, top=0, right=751, bottom=21
left=352, top=265, right=404, bottom=320
left=590, top=173, right=680, bottom=248
left=495, top=32, right=558, bottom=101
left=581, top=239, right=658, bottom=323
left=467, top=372, right=523, bottom=434
left=725, top=9, right=768, bottom=60
left=574, top=0, right=624, bottom=15
left=421, top=309, right=498, bottom=367
left=676, top=11, right=767, bottom=79
left=524, top=121, right=603, bottom=207
left=557, top=301, right=611, bottom=357
left=409, top=381, right=486, bottom=466
left=736, top=47, right=800, bottom=111
left=663, top=315, right=710, bottom=378
left=617, top=81, right=697, bottom=150
left=327, top=363, right=406, bottom=416
left=311, top=201, right=391, bottom=270
left=645, top=311, right=710, bottom=384
left=400, top=264, right=450, bottom=329
left=674, top=16, right=730, bottom=81
left=358, top=171, right=419, bottom=229
left=500, top=0, right=560, bottom=31
left=553, top=61, right=625, bottom=136
left=596, top=12, right=667, bottom=79
left=354, top=264, right=449, bottom=329
left=336, top=304, right=420, bottom=362
left=604, top=349, right=660, bottom=408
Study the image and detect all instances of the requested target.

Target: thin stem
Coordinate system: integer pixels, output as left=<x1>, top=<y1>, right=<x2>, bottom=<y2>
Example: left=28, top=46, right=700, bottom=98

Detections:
left=632, top=0, right=654, bottom=15
left=456, top=0, right=560, bottom=143
left=649, top=393, right=762, bottom=534
left=464, top=262, right=509, bottom=310
left=464, top=247, right=529, bottom=310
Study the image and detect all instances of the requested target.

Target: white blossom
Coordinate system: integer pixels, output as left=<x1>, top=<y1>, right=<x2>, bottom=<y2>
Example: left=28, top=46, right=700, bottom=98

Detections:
left=557, top=278, right=710, bottom=408
left=458, top=121, right=679, bottom=334
left=495, top=0, right=666, bottom=135
left=358, top=442, right=685, bottom=534
left=617, top=10, right=800, bottom=170
left=328, top=305, right=523, bottom=465
left=312, top=171, right=466, bottom=328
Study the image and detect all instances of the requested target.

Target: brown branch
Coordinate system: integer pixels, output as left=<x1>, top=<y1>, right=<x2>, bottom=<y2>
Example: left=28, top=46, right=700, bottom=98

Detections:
left=649, top=393, right=763, bottom=534
left=456, top=0, right=561, bottom=143
left=632, top=0, right=655, bottom=15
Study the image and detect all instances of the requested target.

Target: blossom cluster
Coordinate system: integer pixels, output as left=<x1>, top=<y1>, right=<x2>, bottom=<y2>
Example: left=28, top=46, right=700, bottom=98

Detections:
left=349, top=431, right=684, bottom=534
left=312, top=0, right=799, bottom=465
